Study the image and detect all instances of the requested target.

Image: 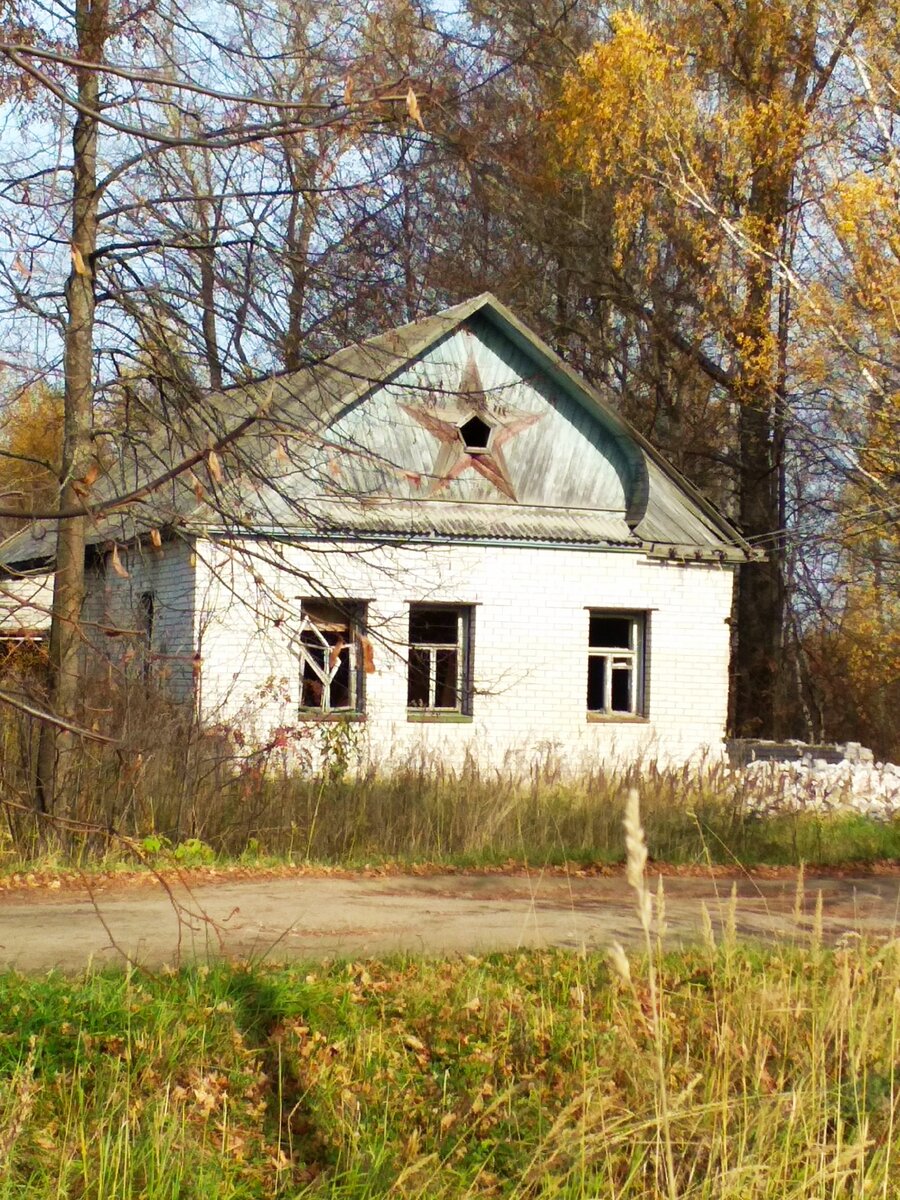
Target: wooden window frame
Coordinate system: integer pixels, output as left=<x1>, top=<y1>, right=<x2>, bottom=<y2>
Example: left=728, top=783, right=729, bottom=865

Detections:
left=586, top=611, right=646, bottom=718
left=407, top=604, right=473, bottom=717
left=297, top=599, right=367, bottom=717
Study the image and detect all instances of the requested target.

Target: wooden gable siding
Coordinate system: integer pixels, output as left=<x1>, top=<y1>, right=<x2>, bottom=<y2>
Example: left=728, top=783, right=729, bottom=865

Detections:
left=303, top=315, right=636, bottom=514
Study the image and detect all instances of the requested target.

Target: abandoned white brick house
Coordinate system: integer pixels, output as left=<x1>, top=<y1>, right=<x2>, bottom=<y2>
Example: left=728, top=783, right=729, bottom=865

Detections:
left=1, top=294, right=753, bottom=767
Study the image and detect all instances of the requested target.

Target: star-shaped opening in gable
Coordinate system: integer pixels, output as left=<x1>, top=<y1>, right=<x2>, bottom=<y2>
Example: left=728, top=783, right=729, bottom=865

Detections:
left=400, top=355, right=544, bottom=501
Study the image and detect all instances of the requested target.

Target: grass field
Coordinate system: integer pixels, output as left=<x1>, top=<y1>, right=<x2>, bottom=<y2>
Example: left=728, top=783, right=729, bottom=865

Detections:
left=1, top=934, right=897, bottom=1198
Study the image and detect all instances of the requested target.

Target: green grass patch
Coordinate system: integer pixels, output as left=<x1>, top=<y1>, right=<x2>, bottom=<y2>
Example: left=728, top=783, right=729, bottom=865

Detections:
left=1, top=937, right=899, bottom=1197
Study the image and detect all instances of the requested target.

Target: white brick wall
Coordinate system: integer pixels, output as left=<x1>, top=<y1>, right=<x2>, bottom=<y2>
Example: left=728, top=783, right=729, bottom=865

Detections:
left=81, top=538, right=197, bottom=698
left=190, top=537, right=736, bottom=770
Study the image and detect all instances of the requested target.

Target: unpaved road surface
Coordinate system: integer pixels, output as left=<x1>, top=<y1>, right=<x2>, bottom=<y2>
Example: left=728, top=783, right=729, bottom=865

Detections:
left=2, top=870, right=900, bottom=972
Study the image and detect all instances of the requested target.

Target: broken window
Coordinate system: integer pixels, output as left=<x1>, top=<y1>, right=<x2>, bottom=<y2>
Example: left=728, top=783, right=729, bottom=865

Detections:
left=587, top=612, right=645, bottom=716
left=407, top=605, right=472, bottom=713
left=298, top=599, right=367, bottom=714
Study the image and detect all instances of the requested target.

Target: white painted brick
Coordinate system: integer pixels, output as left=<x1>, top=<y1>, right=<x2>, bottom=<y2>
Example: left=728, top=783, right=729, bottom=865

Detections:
left=178, top=538, right=737, bottom=769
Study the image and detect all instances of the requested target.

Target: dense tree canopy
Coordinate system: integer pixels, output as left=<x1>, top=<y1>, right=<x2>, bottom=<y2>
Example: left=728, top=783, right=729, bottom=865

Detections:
left=0, top=0, right=897, bottom=807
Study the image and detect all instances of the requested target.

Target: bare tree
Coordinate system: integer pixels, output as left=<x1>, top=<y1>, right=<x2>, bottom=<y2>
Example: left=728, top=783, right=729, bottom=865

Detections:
left=0, top=0, right=467, bottom=813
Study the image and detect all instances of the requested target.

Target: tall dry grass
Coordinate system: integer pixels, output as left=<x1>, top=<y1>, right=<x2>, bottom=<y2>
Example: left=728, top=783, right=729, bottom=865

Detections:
left=0, top=690, right=898, bottom=868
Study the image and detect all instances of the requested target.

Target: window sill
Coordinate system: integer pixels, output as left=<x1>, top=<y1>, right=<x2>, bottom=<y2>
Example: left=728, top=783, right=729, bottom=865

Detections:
left=407, top=711, right=473, bottom=724
left=297, top=711, right=366, bottom=723
left=586, top=713, right=650, bottom=724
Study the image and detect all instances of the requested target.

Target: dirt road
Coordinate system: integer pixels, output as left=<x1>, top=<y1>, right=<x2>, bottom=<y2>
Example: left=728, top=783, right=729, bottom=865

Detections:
left=2, top=869, right=899, bottom=972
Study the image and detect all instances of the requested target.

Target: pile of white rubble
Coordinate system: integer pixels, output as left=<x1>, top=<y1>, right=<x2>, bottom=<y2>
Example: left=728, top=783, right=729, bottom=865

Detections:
left=736, top=743, right=900, bottom=821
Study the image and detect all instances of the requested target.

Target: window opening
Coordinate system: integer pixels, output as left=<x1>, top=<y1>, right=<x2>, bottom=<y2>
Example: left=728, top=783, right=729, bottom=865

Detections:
left=138, top=591, right=155, bottom=682
left=587, top=613, right=644, bottom=716
left=458, top=415, right=492, bottom=453
left=138, top=592, right=155, bottom=643
left=408, top=605, right=471, bottom=712
left=298, top=600, right=366, bottom=714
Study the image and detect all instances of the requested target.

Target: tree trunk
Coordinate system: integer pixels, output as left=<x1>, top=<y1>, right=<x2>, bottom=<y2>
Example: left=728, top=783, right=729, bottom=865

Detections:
left=35, top=0, right=106, bottom=814
left=281, top=139, right=317, bottom=372
left=734, top=399, right=784, bottom=737
left=732, top=208, right=786, bottom=738
left=198, top=242, right=222, bottom=391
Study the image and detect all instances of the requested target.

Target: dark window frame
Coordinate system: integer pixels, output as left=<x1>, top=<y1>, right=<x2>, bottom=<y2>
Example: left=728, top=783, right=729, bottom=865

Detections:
left=586, top=611, right=647, bottom=718
left=407, top=603, right=473, bottom=716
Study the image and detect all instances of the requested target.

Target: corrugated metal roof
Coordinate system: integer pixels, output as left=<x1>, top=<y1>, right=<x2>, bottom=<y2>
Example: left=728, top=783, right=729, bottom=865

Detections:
left=0, top=303, right=485, bottom=570
left=635, top=462, right=736, bottom=548
left=0, top=293, right=755, bottom=568
left=236, top=500, right=640, bottom=546
left=0, top=525, right=54, bottom=568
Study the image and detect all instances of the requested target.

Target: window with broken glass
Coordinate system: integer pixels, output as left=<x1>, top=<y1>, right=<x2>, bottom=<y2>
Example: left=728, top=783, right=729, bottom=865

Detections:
left=407, top=605, right=472, bottom=714
left=298, top=600, right=366, bottom=715
left=587, top=612, right=645, bottom=717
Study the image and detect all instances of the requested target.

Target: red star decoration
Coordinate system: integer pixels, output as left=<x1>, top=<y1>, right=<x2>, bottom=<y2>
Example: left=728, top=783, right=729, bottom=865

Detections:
left=400, top=356, right=544, bottom=501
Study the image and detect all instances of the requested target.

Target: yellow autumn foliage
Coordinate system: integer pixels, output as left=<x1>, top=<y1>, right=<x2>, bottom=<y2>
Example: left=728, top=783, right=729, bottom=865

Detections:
left=807, top=573, right=900, bottom=761
left=557, top=7, right=808, bottom=236
left=0, top=386, right=63, bottom=518
left=553, top=1, right=822, bottom=422
left=812, top=401, right=900, bottom=758
left=551, top=0, right=900, bottom=748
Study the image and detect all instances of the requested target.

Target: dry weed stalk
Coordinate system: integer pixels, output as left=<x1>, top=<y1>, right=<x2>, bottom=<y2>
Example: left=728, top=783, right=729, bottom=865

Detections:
left=615, top=788, right=679, bottom=1200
